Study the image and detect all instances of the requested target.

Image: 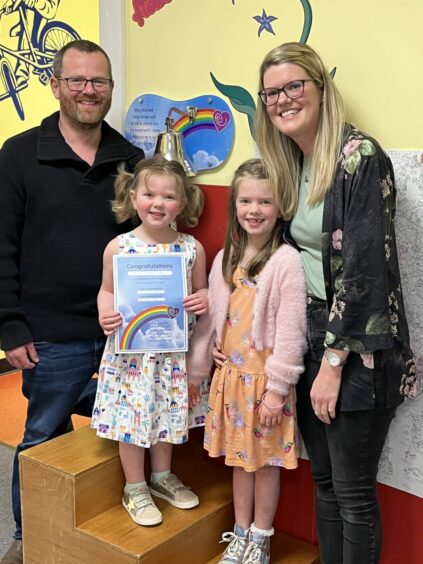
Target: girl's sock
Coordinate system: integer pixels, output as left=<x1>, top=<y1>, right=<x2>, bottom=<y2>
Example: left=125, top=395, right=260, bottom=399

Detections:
left=124, top=481, right=147, bottom=492
left=150, top=470, right=170, bottom=483
left=234, top=523, right=249, bottom=537
left=250, top=522, right=274, bottom=537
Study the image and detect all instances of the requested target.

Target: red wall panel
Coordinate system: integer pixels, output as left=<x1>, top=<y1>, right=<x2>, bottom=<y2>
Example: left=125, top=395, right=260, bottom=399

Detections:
left=190, top=184, right=423, bottom=563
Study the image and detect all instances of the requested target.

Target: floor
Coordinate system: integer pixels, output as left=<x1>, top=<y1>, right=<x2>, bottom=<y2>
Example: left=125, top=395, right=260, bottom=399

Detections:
left=0, top=371, right=89, bottom=559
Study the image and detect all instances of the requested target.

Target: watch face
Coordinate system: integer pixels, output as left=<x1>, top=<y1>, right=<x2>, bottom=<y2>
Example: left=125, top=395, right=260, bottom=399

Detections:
left=325, top=350, right=342, bottom=367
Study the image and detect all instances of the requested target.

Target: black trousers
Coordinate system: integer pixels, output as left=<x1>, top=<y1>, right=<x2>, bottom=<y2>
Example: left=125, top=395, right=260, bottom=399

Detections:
left=296, top=298, right=396, bottom=564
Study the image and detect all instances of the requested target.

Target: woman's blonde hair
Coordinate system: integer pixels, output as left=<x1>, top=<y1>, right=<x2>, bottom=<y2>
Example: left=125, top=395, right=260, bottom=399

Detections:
left=112, top=155, right=204, bottom=228
left=222, top=158, right=285, bottom=286
left=256, top=42, right=346, bottom=217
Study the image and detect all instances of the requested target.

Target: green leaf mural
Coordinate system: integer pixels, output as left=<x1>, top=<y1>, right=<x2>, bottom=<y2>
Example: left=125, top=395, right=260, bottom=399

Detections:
left=210, top=73, right=257, bottom=140
left=210, top=0, right=318, bottom=139
left=299, top=0, right=313, bottom=43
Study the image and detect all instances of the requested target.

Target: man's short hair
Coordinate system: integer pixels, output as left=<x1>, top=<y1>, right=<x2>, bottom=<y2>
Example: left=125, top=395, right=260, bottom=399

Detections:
left=52, top=39, right=113, bottom=79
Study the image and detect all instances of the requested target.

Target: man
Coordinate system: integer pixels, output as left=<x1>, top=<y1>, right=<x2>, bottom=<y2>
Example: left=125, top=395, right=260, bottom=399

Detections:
left=0, top=39, right=143, bottom=563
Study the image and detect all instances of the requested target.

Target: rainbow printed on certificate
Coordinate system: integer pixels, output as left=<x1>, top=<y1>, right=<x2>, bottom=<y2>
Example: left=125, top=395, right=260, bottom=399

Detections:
left=113, top=254, right=188, bottom=353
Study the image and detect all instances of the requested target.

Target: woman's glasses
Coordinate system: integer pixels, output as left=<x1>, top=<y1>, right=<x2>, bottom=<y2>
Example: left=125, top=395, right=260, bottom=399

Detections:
left=258, top=79, right=314, bottom=106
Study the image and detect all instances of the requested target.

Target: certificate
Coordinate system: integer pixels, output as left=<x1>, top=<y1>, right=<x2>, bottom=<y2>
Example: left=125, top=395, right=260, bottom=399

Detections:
left=113, top=253, right=188, bottom=353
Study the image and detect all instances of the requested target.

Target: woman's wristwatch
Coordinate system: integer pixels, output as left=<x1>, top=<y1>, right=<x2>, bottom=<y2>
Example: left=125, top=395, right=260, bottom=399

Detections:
left=323, top=349, right=346, bottom=368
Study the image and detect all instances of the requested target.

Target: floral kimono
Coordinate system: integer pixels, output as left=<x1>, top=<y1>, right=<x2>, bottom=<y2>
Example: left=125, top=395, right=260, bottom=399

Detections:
left=318, top=126, right=416, bottom=410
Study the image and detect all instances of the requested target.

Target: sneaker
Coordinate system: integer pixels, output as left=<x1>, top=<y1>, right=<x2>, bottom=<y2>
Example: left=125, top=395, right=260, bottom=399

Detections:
left=122, top=485, right=162, bottom=526
left=218, top=525, right=249, bottom=563
left=149, top=473, right=199, bottom=509
left=242, top=533, right=271, bottom=564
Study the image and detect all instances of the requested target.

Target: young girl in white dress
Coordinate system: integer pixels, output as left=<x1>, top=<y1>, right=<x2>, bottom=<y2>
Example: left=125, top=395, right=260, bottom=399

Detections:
left=91, top=156, right=209, bottom=526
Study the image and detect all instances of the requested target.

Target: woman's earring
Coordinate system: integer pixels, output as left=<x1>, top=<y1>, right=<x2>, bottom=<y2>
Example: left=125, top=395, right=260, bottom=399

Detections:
left=170, top=220, right=177, bottom=230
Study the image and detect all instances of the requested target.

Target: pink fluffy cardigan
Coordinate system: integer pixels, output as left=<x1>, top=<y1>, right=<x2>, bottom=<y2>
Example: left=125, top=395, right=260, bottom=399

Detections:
left=187, top=244, right=307, bottom=396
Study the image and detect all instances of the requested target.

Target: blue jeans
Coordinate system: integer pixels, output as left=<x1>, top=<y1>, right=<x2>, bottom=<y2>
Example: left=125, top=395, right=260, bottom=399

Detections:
left=12, top=338, right=105, bottom=539
left=296, top=299, right=396, bottom=564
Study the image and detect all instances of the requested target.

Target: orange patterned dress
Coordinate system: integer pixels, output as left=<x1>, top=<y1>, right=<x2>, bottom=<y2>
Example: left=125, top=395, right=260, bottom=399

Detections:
left=204, top=267, right=298, bottom=472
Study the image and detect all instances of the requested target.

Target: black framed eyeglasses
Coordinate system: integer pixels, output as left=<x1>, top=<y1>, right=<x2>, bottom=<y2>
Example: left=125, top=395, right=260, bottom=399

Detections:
left=258, top=79, right=314, bottom=106
left=56, top=77, right=113, bottom=92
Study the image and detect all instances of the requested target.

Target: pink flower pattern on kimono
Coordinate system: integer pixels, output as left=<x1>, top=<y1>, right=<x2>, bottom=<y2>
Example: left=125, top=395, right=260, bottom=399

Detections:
left=332, top=229, right=343, bottom=250
left=343, top=139, right=362, bottom=159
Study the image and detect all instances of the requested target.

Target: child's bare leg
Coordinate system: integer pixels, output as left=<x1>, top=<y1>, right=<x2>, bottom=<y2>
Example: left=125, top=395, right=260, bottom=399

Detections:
left=253, top=465, right=280, bottom=529
left=150, top=441, right=199, bottom=509
left=120, top=443, right=162, bottom=526
left=233, top=466, right=255, bottom=530
left=150, top=441, right=173, bottom=473
left=119, top=442, right=146, bottom=483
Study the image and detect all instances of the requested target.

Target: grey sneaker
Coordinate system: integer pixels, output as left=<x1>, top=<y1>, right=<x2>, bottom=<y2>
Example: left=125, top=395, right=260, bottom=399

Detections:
left=150, top=473, right=199, bottom=509
left=122, top=485, right=162, bottom=526
left=242, top=533, right=270, bottom=564
left=219, top=525, right=249, bottom=563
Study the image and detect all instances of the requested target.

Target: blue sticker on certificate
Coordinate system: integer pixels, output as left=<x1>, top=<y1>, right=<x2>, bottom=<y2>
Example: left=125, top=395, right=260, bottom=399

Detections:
left=113, top=254, right=188, bottom=353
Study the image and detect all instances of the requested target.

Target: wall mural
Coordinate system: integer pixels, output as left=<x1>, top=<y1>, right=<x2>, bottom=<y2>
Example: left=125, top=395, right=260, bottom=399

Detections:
left=125, top=94, right=234, bottom=174
left=127, top=0, right=423, bottom=498
left=0, top=0, right=79, bottom=120
left=131, top=0, right=173, bottom=28
left=213, top=0, right=318, bottom=141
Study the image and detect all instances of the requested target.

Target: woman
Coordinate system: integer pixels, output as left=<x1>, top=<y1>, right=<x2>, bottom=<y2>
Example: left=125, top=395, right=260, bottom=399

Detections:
left=255, top=42, right=416, bottom=564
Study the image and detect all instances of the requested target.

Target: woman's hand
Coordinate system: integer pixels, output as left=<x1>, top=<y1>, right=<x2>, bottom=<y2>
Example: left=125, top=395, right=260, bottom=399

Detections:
left=99, top=311, right=122, bottom=336
left=188, top=383, right=201, bottom=408
left=310, top=364, right=343, bottom=424
left=258, top=391, right=285, bottom=427
left=212, top=346, right=227, bottom=368
left=183, top=288, right=208, bottom=315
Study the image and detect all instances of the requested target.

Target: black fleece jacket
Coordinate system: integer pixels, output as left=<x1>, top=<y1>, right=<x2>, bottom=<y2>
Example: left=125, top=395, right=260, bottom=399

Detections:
left=0, top=112, right=144, bottom=350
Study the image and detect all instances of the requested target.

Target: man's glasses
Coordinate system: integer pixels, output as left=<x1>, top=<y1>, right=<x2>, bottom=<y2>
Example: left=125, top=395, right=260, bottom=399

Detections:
left=56, top=77, right=113, bottom=92
left=258, top=79, right=314, bottom=106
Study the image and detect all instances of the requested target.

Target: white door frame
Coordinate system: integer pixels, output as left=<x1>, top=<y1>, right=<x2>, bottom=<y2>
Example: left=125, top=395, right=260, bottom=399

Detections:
left=99, top=0, right=125, bottom=133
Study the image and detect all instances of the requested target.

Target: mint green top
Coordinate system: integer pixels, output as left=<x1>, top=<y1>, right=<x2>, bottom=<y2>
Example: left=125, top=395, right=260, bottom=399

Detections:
left=290, top=162, right=326, bottom=300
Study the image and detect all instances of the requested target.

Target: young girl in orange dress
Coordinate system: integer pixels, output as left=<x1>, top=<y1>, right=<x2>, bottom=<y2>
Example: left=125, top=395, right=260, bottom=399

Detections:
left=188, top=159, right=307, bottom=563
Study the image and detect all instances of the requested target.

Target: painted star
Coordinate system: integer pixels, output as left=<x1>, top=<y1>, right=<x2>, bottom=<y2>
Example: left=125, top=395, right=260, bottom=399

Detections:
left=127, top=498, right=136, bottom=510
left=253, top=9, right=278, bottom=37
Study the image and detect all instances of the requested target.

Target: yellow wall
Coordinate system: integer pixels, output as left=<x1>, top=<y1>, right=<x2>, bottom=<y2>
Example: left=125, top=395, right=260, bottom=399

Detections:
left=125, top=0, right=423, bottom=185
left=0, top=0, right=99, bottom=146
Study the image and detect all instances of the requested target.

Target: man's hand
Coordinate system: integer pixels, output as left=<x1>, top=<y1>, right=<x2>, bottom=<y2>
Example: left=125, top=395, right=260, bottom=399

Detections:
left=99, top=311, right=122, bottom=336
left=6, top=342, right=39, bottom=370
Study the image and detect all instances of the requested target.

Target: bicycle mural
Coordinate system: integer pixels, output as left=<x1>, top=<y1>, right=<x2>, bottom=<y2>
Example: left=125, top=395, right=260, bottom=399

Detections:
left=0, top=0, right=79, bottom=120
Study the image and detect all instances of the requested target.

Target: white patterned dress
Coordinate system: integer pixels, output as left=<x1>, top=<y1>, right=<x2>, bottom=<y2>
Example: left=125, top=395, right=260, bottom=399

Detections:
left=91, top=231, right=209, bottom=447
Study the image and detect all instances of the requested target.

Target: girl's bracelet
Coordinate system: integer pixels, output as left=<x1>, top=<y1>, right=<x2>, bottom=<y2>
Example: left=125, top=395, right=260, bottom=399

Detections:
left=261, top=392, right=285, bottom=412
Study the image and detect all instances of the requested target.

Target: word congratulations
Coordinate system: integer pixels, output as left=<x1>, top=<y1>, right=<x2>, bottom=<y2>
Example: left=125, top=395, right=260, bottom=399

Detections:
left=132, top=0, right=173, bottom=27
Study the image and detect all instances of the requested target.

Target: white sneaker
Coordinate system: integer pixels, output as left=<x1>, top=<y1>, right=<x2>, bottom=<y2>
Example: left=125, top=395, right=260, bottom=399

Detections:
left=122, top=485, right=162, bottom=526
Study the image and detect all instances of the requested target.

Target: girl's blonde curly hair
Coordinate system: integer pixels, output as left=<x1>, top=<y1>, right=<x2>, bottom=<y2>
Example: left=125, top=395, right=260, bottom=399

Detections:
left=112, top=155, right=204, bottom=228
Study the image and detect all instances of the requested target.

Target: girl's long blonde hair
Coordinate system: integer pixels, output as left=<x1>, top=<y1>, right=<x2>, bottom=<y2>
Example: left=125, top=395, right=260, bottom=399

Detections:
left=112, top=155, right=204, bottom=228
left=222, top=158, right=285, bottom=286
left=256, top=42, right=346, bottom=218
